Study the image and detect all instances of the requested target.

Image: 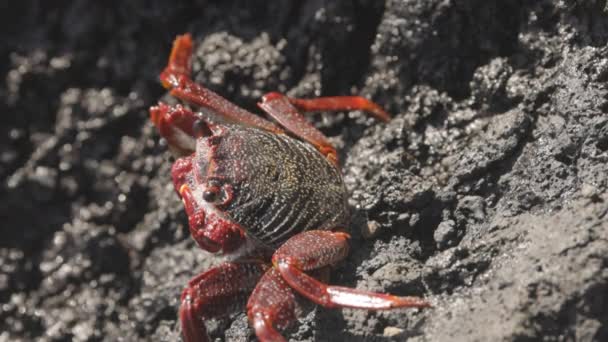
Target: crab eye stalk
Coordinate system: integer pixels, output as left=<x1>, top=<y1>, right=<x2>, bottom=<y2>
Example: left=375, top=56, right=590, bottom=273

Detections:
left=192, top=119, right=212, bottom=138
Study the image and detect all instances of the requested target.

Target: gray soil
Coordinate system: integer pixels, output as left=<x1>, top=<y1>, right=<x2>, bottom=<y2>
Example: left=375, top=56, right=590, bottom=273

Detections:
left=1, top=1, right=607, bottom=341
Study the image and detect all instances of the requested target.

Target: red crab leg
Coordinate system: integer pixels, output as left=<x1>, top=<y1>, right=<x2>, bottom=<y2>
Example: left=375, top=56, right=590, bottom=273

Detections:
left=181, top=261, right=267, bottom=342
left=247, top=268, right=299, bottom=342
left=258, top=92, right=390, bottom=166
left=272, top=230, right=431, bottom=310
left=159, top=34, right=283, bottom=134
left=287, top=96, right=390, bottom=122
left=257, top=93, right=338, bottom=165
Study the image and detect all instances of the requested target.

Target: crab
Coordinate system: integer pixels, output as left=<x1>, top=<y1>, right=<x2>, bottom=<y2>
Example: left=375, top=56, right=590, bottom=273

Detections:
left=149, top=34, right=430, bottom=342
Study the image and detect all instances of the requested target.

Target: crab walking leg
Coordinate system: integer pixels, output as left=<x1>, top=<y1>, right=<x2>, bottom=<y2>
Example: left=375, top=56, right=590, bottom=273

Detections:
left=258, top=92, right=391, bottom=165
left=247, top=268, right=300, bottom=342
left=272, top=230, right=431, bottom=310
left=160, top=33, right=192, bottom=86
left=286, top=95, right=390, bottom=122
left=181, top=262, right=267, bottom=342
left=159, top=34, right=283, bottom=134
left=257, top=93, right=340, bottom=165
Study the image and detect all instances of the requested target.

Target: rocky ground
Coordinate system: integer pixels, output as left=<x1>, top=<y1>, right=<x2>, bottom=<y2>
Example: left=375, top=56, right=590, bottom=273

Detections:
left=1, top=1, right=607, bottom=341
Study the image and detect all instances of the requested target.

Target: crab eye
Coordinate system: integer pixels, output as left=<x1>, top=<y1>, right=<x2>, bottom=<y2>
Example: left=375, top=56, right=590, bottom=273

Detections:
left=192, top=119, right=212, bottom=137
left=202, top=188, right=218, bottom=202
left=203, top=179, right=232, bottom=206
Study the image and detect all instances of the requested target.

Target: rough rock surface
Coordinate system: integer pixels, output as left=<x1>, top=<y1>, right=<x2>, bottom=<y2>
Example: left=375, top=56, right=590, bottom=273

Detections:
left=2, top=1, right=607, bottom=341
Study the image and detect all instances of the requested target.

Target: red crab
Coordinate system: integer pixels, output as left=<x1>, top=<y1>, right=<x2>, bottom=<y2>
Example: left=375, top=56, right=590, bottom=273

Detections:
left=149, top=34, right=430, bottom=342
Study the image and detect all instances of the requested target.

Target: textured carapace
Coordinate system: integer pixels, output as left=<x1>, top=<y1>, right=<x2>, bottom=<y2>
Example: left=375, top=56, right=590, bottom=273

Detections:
left=198, top=123, right=349, bottom=248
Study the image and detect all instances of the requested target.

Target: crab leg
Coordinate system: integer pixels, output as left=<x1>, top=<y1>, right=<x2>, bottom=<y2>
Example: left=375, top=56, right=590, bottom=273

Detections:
left=247, top=268, right=299, bottom=342
left=285, top=95, right=390, bottom=122
left=272, top=230, right=430, bottom=310
left=181, top=261, right=267, bottom=342
left=257, top=92, right=339, bottom=165
left=159, top=34, right=283, bottom=134
left=258, top=92, right=390, bottom=166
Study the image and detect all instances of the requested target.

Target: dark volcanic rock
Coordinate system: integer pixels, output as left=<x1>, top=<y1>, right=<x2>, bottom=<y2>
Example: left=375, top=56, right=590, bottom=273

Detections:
left=2, top=1, right=607, bottom=342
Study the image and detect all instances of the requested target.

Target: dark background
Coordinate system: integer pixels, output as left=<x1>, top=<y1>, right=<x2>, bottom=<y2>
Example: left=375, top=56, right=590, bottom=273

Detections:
left=1, top=1, right=607, bottom=341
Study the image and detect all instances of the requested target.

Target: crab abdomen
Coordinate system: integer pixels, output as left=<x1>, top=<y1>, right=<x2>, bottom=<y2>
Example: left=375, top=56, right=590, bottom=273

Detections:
left=204, top=124, right=349, bottom=247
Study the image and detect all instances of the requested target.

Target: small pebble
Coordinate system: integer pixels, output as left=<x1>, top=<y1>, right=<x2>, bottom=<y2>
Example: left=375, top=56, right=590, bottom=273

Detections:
left=362, top=220, right=381, bottom=239
left=383, top=326, right=404, bottom=337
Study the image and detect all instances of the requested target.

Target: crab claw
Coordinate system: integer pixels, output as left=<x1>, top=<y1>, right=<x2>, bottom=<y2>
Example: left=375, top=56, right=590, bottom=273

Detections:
left=187, top=210, right=246, bottom=254
left=194, top=213, right=247, bottom=254
left=187, top=203, right=243, bottom=255
left=149, top=102, right=199, bottom=156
